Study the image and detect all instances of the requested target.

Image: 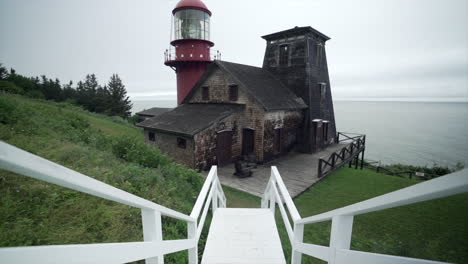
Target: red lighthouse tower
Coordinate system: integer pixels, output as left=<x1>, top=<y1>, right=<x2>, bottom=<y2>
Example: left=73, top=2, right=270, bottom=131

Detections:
left=164, top=0, right=215, bottom=105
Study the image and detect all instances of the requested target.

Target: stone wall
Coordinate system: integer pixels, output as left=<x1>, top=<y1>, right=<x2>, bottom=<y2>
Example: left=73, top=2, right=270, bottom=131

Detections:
left=188, top=67, right=266, bottom=164
left=144, top=129, right=195, bottom=168
left=189, top=68, right=250, bottom=105
left=263, top=110, right=303, bottom=162
left=194, top=113, right=243, bottom=170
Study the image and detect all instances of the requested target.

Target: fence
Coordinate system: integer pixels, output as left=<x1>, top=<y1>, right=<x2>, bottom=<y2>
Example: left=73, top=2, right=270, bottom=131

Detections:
left=363, top=159, right=438, bottom=180
left=318, top=132, right=366, bottom=178
left=0, top=141, right=225, bottom=264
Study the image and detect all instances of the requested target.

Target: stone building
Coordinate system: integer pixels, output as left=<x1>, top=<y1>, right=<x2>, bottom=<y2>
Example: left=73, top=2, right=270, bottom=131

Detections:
left=138, top=26, right=337, bottom=170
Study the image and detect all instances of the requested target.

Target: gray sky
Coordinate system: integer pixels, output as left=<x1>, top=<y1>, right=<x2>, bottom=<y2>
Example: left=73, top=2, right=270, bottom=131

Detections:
left=1, top=0, right=467, bottom=102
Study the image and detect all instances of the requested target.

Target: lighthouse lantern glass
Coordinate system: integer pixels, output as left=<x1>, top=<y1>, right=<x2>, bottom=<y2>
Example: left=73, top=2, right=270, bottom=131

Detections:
left=174, top=10, right=210, bottom=41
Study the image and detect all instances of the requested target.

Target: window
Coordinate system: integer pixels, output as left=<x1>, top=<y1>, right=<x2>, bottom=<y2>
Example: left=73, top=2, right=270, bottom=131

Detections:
left=279, top=45, right=289, bottom=66
left=174, top=9, right=210, bottom=41
left=148, top=132, right=155, bottom=142
left=319, top=83, right=327, bottom=99
left=229, top=85, right=238, bottom=101
left=316, top=43, right=323, bottom=66
left=177, top=137, right=187, bottom=149
left=202, top=86, right=210, bottom=100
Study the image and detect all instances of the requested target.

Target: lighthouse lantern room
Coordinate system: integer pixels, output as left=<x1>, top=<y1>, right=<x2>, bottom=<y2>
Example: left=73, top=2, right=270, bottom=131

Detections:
left=165, top=0, right=215, bottom=104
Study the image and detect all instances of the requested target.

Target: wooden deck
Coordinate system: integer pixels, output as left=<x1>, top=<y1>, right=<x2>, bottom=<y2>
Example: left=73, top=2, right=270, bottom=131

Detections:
left=209, top=144, right=347, bottom=198
left=201, top=208, right=285, bottom=264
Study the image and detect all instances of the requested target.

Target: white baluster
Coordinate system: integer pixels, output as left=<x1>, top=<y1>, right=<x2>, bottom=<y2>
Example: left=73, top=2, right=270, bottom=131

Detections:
left=291, top=223, right=304, bottom=264
left=142, top=209, right=164, bottom=264
left=188, top=221, right=198, bottom=264
left=329, top=215, right=354, bottom=264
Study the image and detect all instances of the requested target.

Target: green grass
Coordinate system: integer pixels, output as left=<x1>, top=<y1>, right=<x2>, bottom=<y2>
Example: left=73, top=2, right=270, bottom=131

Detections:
left=223, top=168, right=468, bottom=264
left=0, top=93, right=205, bottom=263
left=1, top=93, right=467, bottom=264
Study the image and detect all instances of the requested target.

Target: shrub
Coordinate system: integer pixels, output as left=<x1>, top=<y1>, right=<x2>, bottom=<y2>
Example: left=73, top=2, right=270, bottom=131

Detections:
left=0, top=80, right=24, bottom=94
left=0, top=96, right=21, bottom=124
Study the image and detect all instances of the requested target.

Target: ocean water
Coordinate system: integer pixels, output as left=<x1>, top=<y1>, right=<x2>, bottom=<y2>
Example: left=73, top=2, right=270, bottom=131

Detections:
left=334, top=101, right=468, bottom=167
left=132, top=100, right=468, bottom=168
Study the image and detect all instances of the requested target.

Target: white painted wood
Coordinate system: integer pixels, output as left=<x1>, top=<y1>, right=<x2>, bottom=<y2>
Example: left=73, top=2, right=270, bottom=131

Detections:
left=202, top=208, right=286, bottom=264
left=211, top=179, right=218, bottom=212
left=0, top=240, right=195, bottom=264
left=188, top=222, right=198, bottom=264
left=291, top=223, right=304, bottom=264
left=298, top=168, right=468, bottom=225
left=329, top=215, right=354, bottom=264
left=294, top=242, right=329, bottom=262
left=271, top=184, right=293, bottom=241
left=335, top=249, right=451, bottom=264
left=0, top=142, right=194, bottom=223
left=142, top=209, right=164, bottom=264
left=191, top=166, right=217, bottom=219
left=215, top=177, right=227, bottom=206
left=197, top=180, right=216, bottom=239
left=269, top=175, right=277, bottom=215
left=271, top=166, right=301, bottom=221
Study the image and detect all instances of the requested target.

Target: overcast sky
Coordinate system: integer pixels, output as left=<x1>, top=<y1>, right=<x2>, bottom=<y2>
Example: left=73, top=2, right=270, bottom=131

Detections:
left=1, top=0, right=467, bottom=102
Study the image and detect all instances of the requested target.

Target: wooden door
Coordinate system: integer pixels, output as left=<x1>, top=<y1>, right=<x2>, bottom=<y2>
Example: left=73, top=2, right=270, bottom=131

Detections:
left=242, top=129, right=255, bottom=156
left=274, top=128, right=282, bottom=153
left=217, top=130, right=233, bottom=166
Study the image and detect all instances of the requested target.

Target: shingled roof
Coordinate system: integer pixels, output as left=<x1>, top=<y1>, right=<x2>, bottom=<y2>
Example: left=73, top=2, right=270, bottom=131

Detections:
left=137, top=104, right=243, bottom=136
left=183, top=61, right=307, bottom=111
left=136, top=107, right=173, bottom=117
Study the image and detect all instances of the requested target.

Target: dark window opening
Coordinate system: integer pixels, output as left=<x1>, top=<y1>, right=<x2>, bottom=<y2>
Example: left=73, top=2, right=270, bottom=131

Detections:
left=279, top=45, right=289, bottom=66
left=319, top=83, right=327, bottom=99
left=177, top=137, right=187, bottom=149
left=229, top=85, right=238, bottom=101
left=323, top=121, right=329, bottom=142
left=316, top=43, right=323, bottom=66
left=202, top=86, right=210, bottom=100
left=148, top=132, right=155, bottom=142
left=274, top=128, right=282, bottom=153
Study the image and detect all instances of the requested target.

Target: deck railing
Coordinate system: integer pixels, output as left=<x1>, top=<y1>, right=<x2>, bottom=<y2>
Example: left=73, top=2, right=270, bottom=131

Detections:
left=318, top=132, right=366, bottom=178
left=264, top=166, right=468, bottom=264
left=0, top=141, right=225, bottom=264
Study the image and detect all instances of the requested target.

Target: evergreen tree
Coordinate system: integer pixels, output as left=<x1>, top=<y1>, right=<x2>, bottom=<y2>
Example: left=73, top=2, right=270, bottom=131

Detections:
left=62, top=81, right=77, bottom=102
left=76, top=74, right=99, bottom=112
left=0, top=63, right=8, bottom=80
left=107, top=74, right=132, bottom=118
left=94, top=85, right=110, bottom=113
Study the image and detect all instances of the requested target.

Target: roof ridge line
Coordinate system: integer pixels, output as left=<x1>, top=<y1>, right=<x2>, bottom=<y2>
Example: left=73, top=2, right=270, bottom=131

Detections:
left=215, top=61, right=270, bottom=111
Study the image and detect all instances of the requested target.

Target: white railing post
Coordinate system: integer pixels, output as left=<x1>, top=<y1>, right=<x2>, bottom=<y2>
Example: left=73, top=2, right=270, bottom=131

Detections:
left=141, top=209, right=164, bottom=264
left=188, top=221, right=198, bottom=264
left=291, top=223, right=304, bottom=264
left=269, top=184, right=276, bottom=215
left=329, top=215, right=354, bottom=264
left=212, top=178, right=218, bottom=213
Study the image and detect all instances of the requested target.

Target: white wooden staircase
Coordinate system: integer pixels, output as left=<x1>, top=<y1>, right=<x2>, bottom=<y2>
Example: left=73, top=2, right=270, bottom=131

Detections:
left=0, top=141, right=467, bottom=264
left=202, top=208, right=285, bottom=264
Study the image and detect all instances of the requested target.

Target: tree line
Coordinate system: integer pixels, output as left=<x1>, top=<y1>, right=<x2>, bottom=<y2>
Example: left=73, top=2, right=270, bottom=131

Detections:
left=0, top=63, right=132, bottom=118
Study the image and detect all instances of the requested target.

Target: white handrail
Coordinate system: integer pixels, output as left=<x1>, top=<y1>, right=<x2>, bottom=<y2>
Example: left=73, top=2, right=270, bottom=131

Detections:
left=297, top=168, right=468, bottom=225
left=190, top=166, right=227, bottom=240
left=262, top=166, right=301, bottom=246
left=0, top=142, right=194, bottom=222
left=0, top=142, right=227, bottom=264
left=263, top=166, right=468, bottom=264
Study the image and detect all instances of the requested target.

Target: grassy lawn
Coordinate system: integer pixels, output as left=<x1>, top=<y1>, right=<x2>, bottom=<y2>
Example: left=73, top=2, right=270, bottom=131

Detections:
left=0, top=94, right=204, bottom=264
left=223, top=168, right=468, bottom=264
left=1, top=93, right=466, bottom=264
